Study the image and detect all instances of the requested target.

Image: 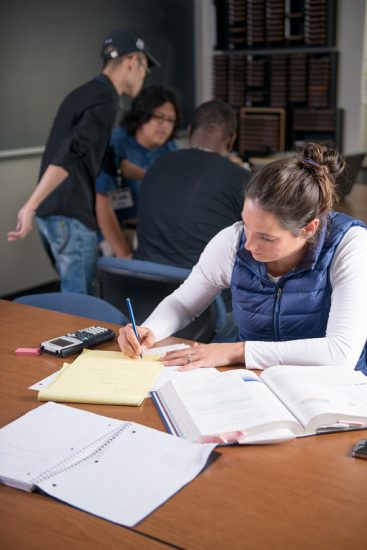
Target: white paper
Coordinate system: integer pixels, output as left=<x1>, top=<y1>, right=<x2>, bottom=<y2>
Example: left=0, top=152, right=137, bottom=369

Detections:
left=29, top=344, right=193, bottom=392
left=143, top=343, right=189, bottom=356
left=38, top=421, right=216, bottom=527
left=29, top=371, right=61, bottom=391
left=147, top=343, right=220, bottom=391
left=0, top=403, right=121, bottom=491
left=0, top=403, right=215, bottom=526
left=151, top=366, right=220, bottom=392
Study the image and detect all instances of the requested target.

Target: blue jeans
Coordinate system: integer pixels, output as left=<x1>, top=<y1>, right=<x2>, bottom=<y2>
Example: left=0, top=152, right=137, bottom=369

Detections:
left=36, top=216, right=99, bottom=295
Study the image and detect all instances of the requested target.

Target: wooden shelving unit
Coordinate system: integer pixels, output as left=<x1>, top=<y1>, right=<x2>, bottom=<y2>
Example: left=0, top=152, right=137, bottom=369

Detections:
left=212, top=0, right=341, bottom=156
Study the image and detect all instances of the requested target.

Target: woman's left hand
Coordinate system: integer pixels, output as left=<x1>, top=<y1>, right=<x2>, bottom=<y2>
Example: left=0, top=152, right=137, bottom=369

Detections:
left=161, top=342, right=245, bottom=370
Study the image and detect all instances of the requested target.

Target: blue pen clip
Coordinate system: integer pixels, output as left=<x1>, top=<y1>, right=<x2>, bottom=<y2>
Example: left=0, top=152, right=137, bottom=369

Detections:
left=125, top=298, right=143, bottom=359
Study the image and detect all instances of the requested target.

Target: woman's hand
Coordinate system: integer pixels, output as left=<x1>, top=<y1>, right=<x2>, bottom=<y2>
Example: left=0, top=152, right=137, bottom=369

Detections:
left=118, top=324, right=155, bottom=357
left=161, top=342, right=246, bottom=370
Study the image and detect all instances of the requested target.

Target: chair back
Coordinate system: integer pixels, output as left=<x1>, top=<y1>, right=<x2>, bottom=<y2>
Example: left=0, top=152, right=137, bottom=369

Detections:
left=13, top=292, right=128, bottom=325
left=97, top=257, right=221, bottom=342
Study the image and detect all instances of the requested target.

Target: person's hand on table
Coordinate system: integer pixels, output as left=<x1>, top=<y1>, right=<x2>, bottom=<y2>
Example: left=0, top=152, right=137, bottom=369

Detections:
left=118, top=324, right=155, bottom=357
left=161, top=342, right=246, bottom=370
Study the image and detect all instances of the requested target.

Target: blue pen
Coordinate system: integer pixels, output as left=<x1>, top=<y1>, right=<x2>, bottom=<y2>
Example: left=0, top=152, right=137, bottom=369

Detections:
left=125, top=298, right=143, bottom=359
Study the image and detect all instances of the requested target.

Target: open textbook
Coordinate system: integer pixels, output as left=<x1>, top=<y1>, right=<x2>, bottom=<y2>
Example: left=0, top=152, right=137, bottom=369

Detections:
left=0, top=403, right=216, bottom=527
left=151, top=365, right=367, bottom=444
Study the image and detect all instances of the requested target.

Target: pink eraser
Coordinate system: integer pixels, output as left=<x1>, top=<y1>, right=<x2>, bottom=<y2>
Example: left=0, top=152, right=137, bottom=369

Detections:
left=15, top=347, right=42, bottom=356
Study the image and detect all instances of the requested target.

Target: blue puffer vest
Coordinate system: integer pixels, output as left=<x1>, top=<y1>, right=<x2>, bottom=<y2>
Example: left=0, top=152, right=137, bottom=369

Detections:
left=231, top=211, right=367, bottom=373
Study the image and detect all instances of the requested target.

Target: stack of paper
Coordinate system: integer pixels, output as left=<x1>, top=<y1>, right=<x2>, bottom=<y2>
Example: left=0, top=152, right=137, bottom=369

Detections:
left=38, top=349, right=163, bottom=405
left=32, top=344, right=221, bottom=401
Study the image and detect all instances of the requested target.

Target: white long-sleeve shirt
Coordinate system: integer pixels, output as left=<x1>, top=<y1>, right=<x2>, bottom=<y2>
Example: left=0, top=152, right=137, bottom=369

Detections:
left=144, top=222, right=367, bottom=370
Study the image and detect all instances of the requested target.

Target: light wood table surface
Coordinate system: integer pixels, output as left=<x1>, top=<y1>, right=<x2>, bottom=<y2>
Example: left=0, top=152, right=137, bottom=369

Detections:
left=1, top=300, right=366, bottom=550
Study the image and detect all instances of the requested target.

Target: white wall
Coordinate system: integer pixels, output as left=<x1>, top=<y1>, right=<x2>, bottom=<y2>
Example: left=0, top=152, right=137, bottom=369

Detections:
left=0, top=153, right=58, bottom=296
left=194, top=0, right=215, bottom=105
left=360, top=2, right=367, bottom=151
left=337, top=0, right=367, bottom=153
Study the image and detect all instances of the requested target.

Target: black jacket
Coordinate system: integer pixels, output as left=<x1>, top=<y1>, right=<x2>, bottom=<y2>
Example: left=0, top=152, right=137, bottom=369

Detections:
left=37, top=75, right=119, bottom=230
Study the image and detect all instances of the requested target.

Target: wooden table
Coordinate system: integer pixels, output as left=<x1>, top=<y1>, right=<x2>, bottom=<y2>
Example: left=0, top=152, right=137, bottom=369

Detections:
left=1, top=300, right=366, bottom=550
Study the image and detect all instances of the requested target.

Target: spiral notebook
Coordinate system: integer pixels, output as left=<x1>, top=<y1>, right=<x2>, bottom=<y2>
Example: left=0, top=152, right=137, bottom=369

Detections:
left=0, top=403, right=216, bottom=527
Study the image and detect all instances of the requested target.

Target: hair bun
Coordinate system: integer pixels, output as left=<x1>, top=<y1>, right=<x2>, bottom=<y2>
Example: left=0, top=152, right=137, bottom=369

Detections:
left=302, top=142, right=345, bottom=179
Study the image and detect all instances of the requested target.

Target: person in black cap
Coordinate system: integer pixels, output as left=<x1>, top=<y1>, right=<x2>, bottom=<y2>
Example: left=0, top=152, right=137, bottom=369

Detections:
left=8, top=29, right=158, bottom=295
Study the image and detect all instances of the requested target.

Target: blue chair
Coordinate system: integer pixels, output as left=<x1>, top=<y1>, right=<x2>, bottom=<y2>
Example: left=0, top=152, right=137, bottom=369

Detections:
left=13, top=292, right=128, bottom=325
left=97, top=257, right=226, bottom=343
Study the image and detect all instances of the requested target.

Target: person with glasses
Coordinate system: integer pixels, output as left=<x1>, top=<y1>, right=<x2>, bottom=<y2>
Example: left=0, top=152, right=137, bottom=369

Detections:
left=8, top=29, right=158, bottom=294
left=95, top=85, right=181, bottom=257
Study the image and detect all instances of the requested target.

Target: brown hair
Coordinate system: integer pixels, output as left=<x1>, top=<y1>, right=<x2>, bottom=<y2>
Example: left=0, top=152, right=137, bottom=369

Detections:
left=246, top=143, right=345, bottom=235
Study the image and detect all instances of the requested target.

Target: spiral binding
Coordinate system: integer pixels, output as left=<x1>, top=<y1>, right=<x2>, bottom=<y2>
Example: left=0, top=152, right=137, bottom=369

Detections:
left=33, top=422, right=132, bottom=484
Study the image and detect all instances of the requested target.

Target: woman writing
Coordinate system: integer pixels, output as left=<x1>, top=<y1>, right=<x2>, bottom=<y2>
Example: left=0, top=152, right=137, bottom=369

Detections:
left=118, top=143, right=367, bottom=374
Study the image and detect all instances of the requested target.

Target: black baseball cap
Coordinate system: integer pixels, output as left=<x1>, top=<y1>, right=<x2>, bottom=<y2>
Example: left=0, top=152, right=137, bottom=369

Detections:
left=101, top=29, right=159, bottom=68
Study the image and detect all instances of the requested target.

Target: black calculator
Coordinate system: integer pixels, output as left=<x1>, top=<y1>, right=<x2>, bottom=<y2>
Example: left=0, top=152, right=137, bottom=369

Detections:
left=40, top=326, right=115, bottom=357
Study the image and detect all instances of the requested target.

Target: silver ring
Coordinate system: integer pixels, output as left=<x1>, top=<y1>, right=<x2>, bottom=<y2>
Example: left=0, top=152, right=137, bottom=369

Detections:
left=187, top=354, right=193, bottom=364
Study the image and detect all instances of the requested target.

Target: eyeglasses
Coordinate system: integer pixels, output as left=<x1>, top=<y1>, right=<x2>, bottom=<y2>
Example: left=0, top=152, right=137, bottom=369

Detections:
left=150, top=114, right=176, bottom=126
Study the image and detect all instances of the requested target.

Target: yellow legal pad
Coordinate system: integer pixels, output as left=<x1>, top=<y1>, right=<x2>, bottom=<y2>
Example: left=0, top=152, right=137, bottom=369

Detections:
left=38, top=349, right=163, bottom=406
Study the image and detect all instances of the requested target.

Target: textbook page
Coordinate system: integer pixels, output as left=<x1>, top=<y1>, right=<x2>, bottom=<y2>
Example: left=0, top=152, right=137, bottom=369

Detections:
left=261, top=366, right=367, bottom=433
left=154, top=370, right=302, bottom=443
left=0, top=403, right=122, bottom=491
left=38, top=349, right=163, bottom=405
left=151, top=366, right=219, bottom=392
